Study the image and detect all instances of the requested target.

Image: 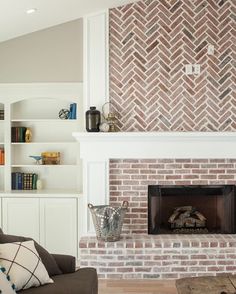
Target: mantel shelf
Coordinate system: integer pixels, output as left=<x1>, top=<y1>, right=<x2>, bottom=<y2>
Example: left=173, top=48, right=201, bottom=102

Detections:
left=72, top=132, right=236, bottom=160
left=73, top=132, right=236, bottom=142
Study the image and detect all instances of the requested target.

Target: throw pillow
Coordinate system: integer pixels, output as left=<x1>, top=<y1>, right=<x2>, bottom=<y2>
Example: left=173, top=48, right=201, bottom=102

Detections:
left=0, top=234, right=62, bottom=276
left=0, top=266, right=16, bottom=294
left=0, top=228, right=3, bottom=234
left=0, top=240, right=53, bottom=291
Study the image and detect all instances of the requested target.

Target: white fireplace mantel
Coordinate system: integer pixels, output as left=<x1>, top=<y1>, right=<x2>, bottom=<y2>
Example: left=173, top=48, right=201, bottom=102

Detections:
left=73, top=131, right=236, bottom=235
left=73, top=132, right=236, bottom=160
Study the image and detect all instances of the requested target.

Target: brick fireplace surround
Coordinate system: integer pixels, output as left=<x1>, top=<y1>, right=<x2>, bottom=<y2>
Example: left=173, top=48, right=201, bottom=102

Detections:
left=78, top=0, right=236, bottom=280
left=80, top=158, right=236, bottom=279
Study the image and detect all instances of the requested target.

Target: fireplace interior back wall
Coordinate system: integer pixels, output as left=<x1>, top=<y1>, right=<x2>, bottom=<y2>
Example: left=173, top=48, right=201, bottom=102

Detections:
left=148, top=185, right=236, bottom=234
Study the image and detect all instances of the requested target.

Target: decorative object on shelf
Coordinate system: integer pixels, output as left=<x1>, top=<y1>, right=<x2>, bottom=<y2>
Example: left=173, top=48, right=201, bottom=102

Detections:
left=88, top=201, right=128, bottom=242
left=68, top=103, right=77, bottom=119
left=36, top=179, right=43, bottom=190
left=41, top=152, right=60, bottom=165
left=85, top=106, right=101, bottom=132
left=25, top=128, right=32, bottom=143
left=102, top=102, right=119, bottom=132
left=29, top=155, right=42, bottom=165
left=58, top=109, right=70, bottom=120
left=99, top=122, right=110, bottom=132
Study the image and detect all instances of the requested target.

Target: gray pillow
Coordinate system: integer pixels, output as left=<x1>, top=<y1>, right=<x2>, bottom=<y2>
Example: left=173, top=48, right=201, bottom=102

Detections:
left=0, top=234, right=62, bottom=277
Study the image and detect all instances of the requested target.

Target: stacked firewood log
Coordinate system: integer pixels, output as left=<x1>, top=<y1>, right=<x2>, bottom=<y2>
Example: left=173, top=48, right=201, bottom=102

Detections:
left=168, top=206, right=206, bottom=229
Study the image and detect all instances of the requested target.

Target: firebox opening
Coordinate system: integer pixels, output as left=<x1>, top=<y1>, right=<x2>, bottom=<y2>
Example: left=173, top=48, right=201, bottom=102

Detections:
left=148, top=185, right=236, bottom=234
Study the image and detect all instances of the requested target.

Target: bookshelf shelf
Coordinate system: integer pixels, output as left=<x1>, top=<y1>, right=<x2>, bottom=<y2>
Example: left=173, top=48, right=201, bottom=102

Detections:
left=4, top=190, right=82, bottom=197
left=11, top=142, right=76, bottom=145
left=11, top=164, right=78, bottom=168
left=11, top=119, right=79, bottom=123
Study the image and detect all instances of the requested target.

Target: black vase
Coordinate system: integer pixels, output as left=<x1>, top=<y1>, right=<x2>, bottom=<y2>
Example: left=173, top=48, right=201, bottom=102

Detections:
left=85, top=106, right=101, bottom=132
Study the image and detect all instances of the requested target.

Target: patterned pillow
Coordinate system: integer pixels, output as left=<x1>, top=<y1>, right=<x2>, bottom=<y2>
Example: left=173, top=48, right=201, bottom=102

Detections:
left=0, top=266, right=16, bottom=294
left=0, top=240, right=53, bottom=291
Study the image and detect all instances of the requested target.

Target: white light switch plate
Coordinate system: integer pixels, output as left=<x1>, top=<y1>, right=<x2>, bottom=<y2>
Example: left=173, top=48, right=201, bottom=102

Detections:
left=185, top=64, right=192, bottom=75
left=194, top=64, right=201, bottom=75
left=208, top=45, right=214, bottom=55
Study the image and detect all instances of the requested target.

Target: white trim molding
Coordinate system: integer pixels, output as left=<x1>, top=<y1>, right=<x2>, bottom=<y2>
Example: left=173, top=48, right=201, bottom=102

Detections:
left=83, top=10, right=109, bottom=114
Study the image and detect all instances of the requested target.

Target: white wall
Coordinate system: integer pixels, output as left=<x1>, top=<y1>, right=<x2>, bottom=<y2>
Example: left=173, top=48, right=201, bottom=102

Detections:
left=0, top=19, right=83, bottom=83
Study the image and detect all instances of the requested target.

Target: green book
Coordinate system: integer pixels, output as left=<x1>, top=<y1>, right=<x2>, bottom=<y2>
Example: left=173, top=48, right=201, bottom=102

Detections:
left=32, top=174, right=38, bottom=190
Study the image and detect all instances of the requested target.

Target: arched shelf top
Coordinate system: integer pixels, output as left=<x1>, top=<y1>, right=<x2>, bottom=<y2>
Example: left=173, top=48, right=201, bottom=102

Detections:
left=0, top=83, right=83, bottom=104
left=0, top=83, right=82, bottom=120
left=11, top=97, right=79, bottom=120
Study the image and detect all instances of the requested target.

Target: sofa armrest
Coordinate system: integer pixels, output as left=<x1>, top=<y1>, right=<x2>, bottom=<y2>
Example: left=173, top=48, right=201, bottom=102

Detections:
left=51, top=254, right=76, bottom=274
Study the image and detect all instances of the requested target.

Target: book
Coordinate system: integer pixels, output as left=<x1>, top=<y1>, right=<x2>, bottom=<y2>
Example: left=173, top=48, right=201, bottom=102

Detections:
left=11, top=127, right=16, bottom=142
left=18, top=173, right=23, bottom=190
left=32, top=174, right=38, bottom=190
left=71, top=103, right=77, bottom=119
left=1, top=149, right=4, bottom=165
left=0, top=149, right=4, bottom=165
left=11, top=173, right=16, bottom=190
left=23, top=173, right=30, bottom=190
left=11, top=127, right=27, bottom=142
left=19, top=127, right=26, bottom=143
left=15, top=172, right=19, bottom=190
left=68, top=103, right=77, bottom=119
left=0, top=110, right=4, bottom=120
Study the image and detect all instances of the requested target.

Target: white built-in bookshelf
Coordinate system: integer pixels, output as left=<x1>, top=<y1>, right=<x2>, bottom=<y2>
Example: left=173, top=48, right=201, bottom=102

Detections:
left=0, top=83, right=83, bottom=195
left=0, top=83, right=83, bottom=257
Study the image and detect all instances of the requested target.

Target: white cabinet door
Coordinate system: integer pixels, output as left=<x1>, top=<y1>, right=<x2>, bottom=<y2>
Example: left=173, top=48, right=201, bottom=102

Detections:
left=2, top=198, right=40, bottom=242
left=40, top=198, right=77, bottom=257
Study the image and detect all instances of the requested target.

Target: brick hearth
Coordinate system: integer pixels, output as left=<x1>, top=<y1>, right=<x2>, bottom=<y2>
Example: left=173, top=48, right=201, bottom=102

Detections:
left=80, top=234, right=236, bottom=279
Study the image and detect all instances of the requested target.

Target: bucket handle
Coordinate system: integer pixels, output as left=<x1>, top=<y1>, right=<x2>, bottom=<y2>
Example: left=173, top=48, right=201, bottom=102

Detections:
left=88, top=202, right=128, bottom=209
left=122, top=201, right=129, bottom=208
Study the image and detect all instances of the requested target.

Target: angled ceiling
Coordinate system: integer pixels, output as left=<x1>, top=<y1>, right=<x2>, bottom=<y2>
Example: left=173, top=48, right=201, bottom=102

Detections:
left=0, top=0, right=137, bottom=43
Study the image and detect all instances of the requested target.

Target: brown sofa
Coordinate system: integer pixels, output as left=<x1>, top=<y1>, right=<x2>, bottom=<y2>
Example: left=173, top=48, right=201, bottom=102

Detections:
left=18, top=255, right=98, bottom=294
left=0, top=229, right=98, bottom=294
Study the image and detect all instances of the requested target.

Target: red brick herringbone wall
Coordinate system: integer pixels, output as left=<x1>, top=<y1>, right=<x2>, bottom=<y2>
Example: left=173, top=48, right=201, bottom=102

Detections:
left=109, top=0, right=236, bottom=131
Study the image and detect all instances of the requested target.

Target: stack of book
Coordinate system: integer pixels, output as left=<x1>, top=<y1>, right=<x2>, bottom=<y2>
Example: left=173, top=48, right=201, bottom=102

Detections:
left=11, top=127, right=27, bottom=142
left=0, top=110, right=4, bottom=120
left=0, top=149, right=4, bottom=165
left=11, top=172, right=38, bottom=190
left=68, top=103, right=77, bottom=119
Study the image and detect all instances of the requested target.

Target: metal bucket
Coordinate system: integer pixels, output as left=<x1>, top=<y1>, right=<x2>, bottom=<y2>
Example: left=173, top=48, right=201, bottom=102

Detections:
left=88, top=201, right=128, bottom=242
